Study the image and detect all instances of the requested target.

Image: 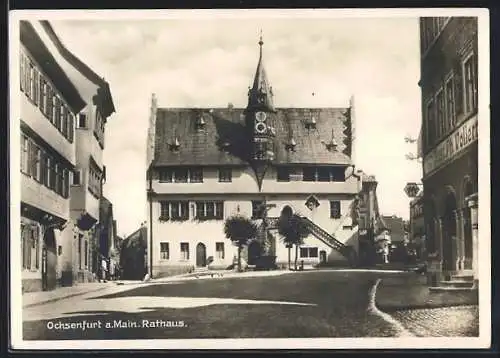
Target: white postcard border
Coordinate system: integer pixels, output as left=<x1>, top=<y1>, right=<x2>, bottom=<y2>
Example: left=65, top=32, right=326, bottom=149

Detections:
left=9, top=8, right=491, bottom=350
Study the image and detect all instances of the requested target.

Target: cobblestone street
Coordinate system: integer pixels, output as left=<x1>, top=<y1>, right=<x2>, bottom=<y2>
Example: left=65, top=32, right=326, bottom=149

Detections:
left=390, top=305, right=479, bottom=337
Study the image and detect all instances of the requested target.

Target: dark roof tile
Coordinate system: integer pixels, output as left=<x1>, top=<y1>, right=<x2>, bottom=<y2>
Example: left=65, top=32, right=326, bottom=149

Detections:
left=153, top=107, right=353, bottom=167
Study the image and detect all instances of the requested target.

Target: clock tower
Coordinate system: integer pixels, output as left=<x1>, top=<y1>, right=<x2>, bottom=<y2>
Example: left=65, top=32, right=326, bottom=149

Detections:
left=245, top=33, right=276, bottom=188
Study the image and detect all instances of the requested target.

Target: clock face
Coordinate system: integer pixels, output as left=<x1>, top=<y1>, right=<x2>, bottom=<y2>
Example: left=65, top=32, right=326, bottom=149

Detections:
left=255, top=111, right=267, bottom=122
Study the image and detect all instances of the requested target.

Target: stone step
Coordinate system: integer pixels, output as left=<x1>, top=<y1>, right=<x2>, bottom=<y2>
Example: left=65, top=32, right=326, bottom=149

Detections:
left=429, top=285, right=477, bottom=293
left=452, top=274, right=474, bottom=281
left=440, top=280, right=475, bottom=288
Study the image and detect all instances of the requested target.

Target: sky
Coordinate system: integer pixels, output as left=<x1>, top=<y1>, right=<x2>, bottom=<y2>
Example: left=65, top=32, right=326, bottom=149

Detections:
left=50, top=15, right=422, bottom=238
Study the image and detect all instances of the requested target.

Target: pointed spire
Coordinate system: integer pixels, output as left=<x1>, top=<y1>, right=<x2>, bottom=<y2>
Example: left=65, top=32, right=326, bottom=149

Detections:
left=248, top=30, right=275, bottom=112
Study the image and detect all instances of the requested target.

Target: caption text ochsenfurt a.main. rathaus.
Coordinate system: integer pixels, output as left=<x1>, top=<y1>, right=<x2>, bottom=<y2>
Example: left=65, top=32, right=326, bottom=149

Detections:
left=46, top=319, right=187, bottom=331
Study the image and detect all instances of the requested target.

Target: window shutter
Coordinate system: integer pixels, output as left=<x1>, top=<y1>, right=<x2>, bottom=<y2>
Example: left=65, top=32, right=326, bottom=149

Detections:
left=454, top=60, right=464, bottom=115
left=33, top=70, right=39, bottom=105
left=39, top=151, right=46, bottom=185
left=20, top=53, right=25, bottom=92
left=68, top=114, right=74, bottom=142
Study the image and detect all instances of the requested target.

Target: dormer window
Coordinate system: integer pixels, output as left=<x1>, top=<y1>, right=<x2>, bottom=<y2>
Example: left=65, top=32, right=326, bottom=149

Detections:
left=170, top=137, right=180, bottom=152
left=220, top=141, right=230, bottom=152
left=326, top=138, right=338, bottom=152
left=196, top=114, right=206, bottom=129
left=285, top=138, right=297, bottom=152
left=323, top=129, right=338, bottom=151
left=305, top=116, right=316, bottom=129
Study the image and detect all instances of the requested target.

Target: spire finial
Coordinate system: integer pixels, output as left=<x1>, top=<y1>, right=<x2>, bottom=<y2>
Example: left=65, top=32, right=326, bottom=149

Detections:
left=259, top=29, right=263, bottom=47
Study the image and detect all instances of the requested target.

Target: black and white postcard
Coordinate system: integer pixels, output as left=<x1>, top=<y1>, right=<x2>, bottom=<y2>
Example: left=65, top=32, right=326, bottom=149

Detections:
left=9, top=8, right=491, bottom=350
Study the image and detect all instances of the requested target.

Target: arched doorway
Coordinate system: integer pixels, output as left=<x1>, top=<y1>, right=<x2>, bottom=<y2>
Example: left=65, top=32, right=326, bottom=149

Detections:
left=42, top=227, right=57, bottom=291
left=319, top=250, right=327, bottom=264
left=281, top=205, right=293, bottom=218
left=196, top=243, right=206, bottom=267
left=442, top=189, right=457, bottom=272
left=248, top=240, right=261, bottom=265
left=463, top=180, right=474, bottom=269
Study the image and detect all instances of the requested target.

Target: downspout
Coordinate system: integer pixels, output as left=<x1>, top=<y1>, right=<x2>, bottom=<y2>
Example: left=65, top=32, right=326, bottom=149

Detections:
left=148, top=165, right=153, bottom=278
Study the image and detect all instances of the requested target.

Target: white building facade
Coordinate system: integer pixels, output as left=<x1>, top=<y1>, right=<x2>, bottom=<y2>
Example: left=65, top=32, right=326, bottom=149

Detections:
left=19, top=20, right=115, bottom=291
left=146, top=37, right=365, bottom=278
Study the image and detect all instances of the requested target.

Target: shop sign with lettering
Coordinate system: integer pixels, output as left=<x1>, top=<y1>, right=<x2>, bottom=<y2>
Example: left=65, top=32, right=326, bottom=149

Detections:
left=423, top=115, right=478, bottom=176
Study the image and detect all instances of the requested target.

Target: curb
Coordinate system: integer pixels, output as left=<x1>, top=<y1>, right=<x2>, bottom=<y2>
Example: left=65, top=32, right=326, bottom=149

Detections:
left=23, top=285, right=110, bottom=309
left=368, top=278, right=415, bottom=337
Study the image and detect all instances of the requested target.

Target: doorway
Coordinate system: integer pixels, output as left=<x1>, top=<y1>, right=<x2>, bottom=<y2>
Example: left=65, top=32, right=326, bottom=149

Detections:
left=42, top=227, right=57, bottom=291
left=319, top=250, right=327, bottom=264
left=442, top=190, right=457, bottom=272
left=463, top=181, right=474, bottom=269
left=248, top=240, right=261, bottom=265
left=196, top=243, right=207, bottom=267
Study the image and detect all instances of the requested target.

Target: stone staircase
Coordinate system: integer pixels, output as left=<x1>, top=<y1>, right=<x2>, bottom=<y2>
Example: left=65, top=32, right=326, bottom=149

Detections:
left=266, top=216, right=357, bottom=266
left=430, top=273, right=477, bottom=292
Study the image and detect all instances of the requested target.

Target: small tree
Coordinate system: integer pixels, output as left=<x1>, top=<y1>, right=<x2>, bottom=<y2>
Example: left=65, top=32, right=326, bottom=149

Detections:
left=224, top=215, right=258, bottom=272
left=278, top=213, right=310, bottom=270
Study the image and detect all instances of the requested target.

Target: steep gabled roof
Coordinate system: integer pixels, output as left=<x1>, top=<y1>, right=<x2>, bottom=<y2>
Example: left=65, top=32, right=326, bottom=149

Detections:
left=153, top=108, right=249, bottom=166
left=39, top=20, right=116, bottom=118
left=380, top=215, right=406, bottom=242
left=152, top=107, right=353, bottom=167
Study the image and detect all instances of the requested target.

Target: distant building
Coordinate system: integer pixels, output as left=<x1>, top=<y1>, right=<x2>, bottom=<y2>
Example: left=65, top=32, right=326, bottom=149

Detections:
left=120, top=226, right=147, bottom=280
left=96, top=197, right=118, bottom=279
left=19, top=20, right=115, bottom=292
left=380, top=215, right=407, bottom=245
left=409, top=192, right=425, bottom=260
left=356, top=174, right=386, bottom=266
left=419, top=17, right=478, bottom=286
left=145, top=35, right=365, bottom=278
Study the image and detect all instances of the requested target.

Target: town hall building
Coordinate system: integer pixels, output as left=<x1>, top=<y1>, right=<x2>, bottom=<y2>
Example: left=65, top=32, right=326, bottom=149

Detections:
left=145, top=36, right=370, bottom=277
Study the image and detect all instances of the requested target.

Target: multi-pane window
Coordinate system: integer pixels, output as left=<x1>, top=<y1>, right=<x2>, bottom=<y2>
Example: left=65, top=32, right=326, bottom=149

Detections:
left=303, top=167, right=316, bottom=181
left=160, top=242, right=170, bottom=260
left=39, top=77, right=47, bottom=115
left=252, top=200, right=265, bottom=219
left=445, top=76, right=455, bottom=129
left=21, top=223, right=39, bottom=271
left=455, top=64, right=464, bottom=115
left=330, top=201, right=341, bottom=219
left=464, top=54, right=477, bottom=114
left=180, top=242, right=189, bottom=260
left=421, top=17, right=449, bottom=53
left=32, top=67, right=39, bottom=106
left=88, top=160, right=102, bottom=199
left=436, top=90, right=445, bottom=137
left=78, top=113, right=87, bottom=128
left=216, top=242, right=225, bottom=259
left=20, top=133, right=70, bottom=198
left=317, top=167, right=331, bottom=182
left=158, top=167, right=202, bottom=183
left=72, top=170, right=81, bottom=186
left=20, top=50, right=74, bottom=143
left=189, top=168, right=203, bottom=183
left=218, top=168, right=232, bottom=182
left=426, top=100, right=436, bottom=146
left=276, top=167, right=290, bottom=182
left=159, top=201, right=189, bottom=221
left=300, top=247, right=318, bottom=258
left=195, top=201, right=224, bottom=220
left=94, top=109, right=105, bottom=148
left=301, top=167, right=345, bottom=182
left=174, top=168, right=188, bottom=183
